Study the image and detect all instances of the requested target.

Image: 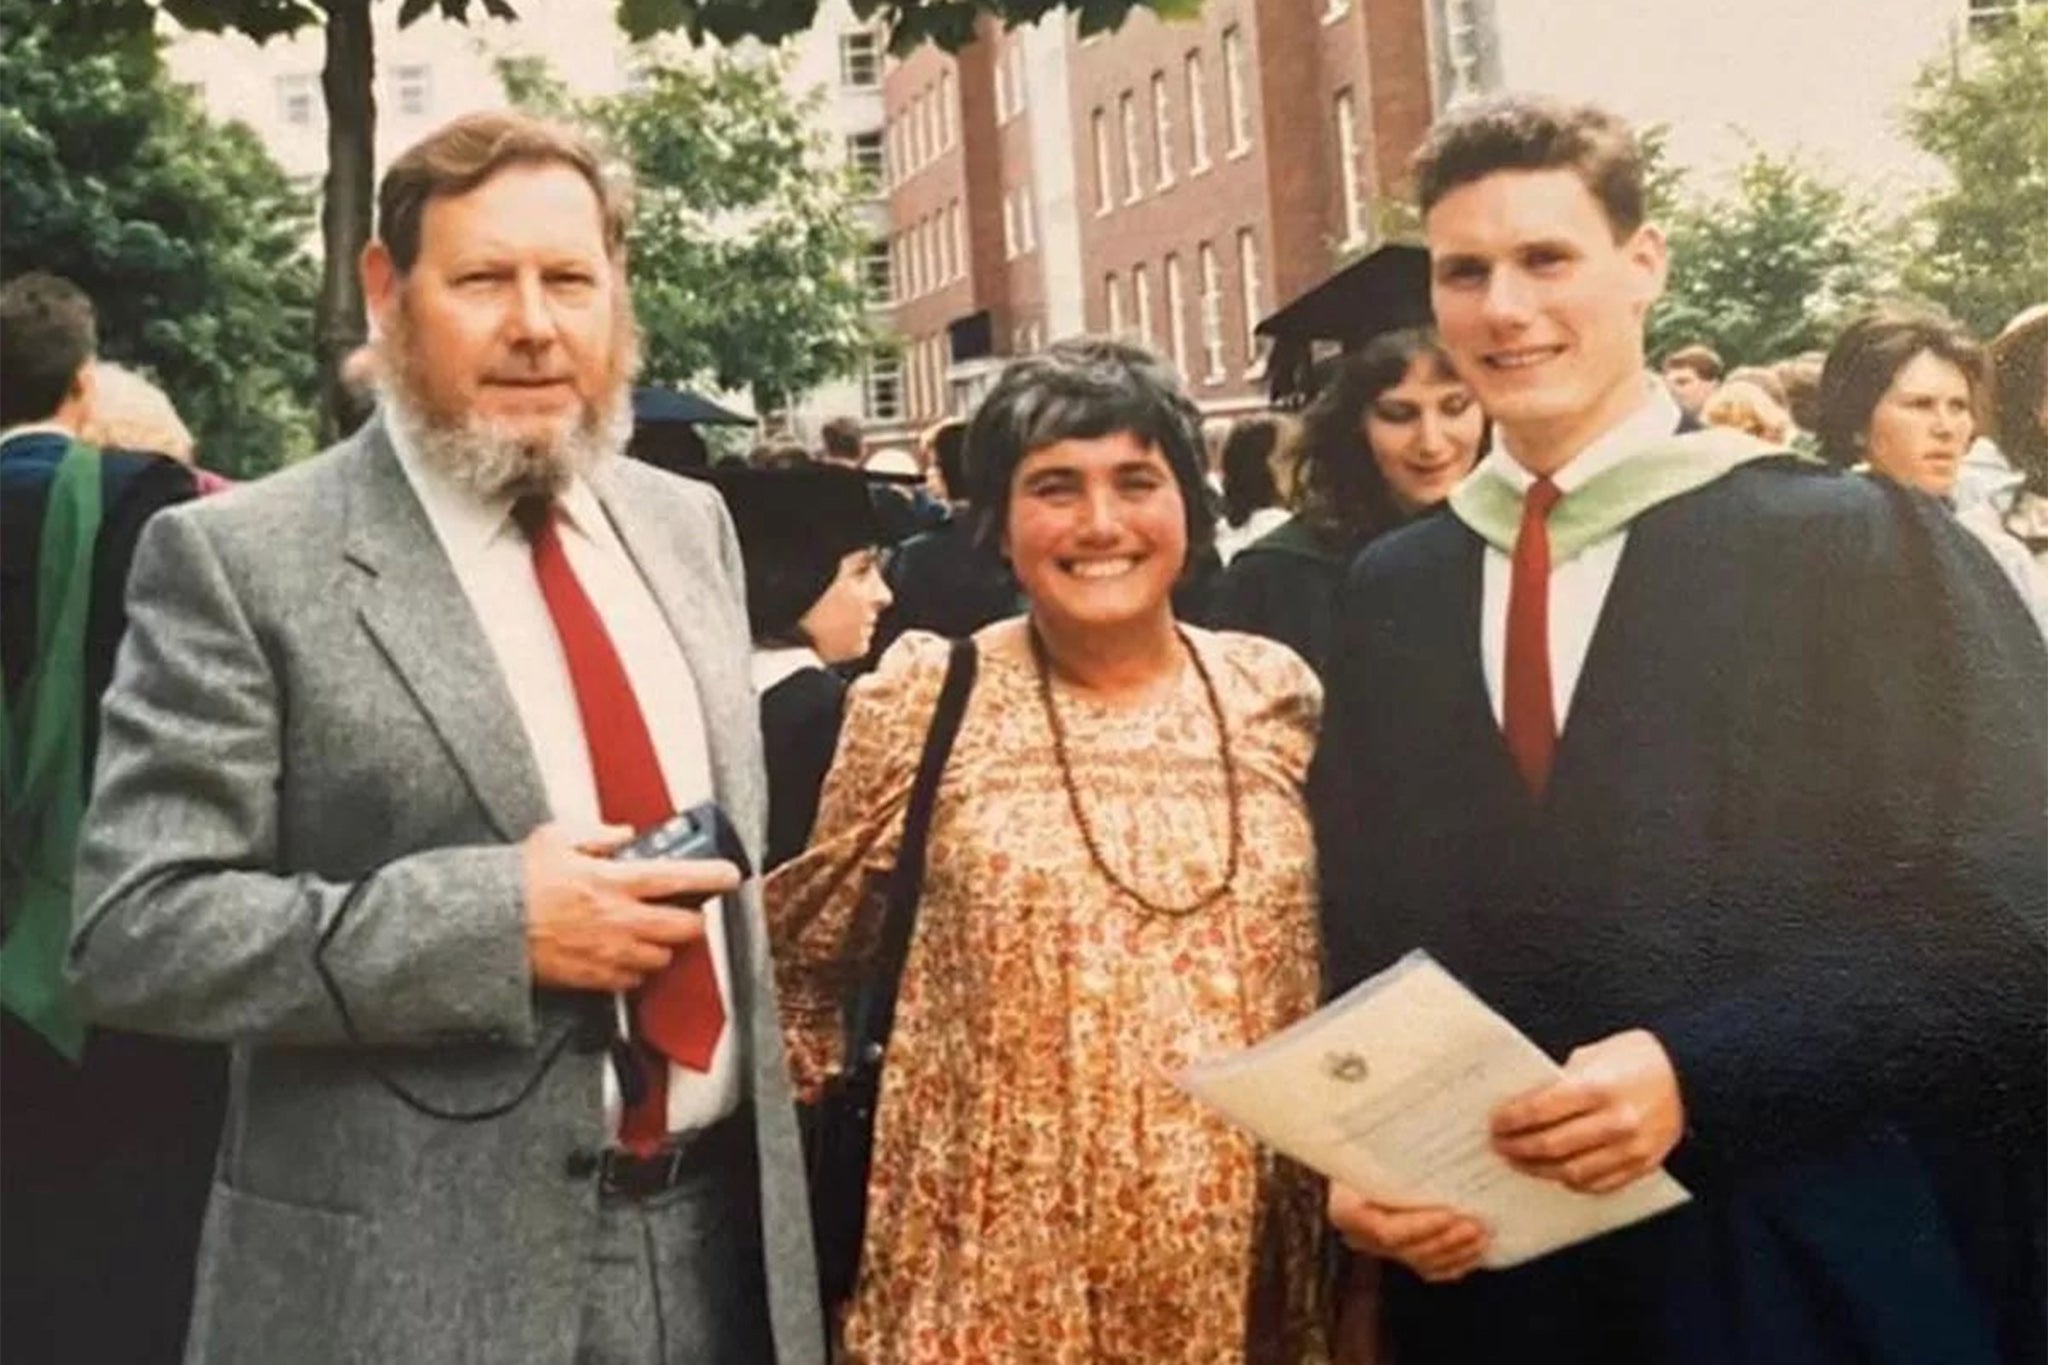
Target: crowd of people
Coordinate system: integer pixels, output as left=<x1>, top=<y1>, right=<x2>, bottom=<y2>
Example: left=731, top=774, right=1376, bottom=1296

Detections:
left=1, top=91, right=2044, bottom=1365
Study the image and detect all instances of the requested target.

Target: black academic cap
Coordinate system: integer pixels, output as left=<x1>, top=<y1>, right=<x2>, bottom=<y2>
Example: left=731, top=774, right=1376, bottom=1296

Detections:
left=695, top=463, right=891, bottom=565
left=1254, top=243, right=1434, bottom=407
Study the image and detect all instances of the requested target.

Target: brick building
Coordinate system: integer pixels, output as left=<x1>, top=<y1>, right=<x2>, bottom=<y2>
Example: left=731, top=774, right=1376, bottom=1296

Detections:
left=871, top=0, right=1438, bottom=434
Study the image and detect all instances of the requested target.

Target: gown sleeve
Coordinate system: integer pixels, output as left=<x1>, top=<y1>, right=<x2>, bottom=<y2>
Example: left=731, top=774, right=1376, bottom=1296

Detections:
left=763, top=631, right=955, bottom=1097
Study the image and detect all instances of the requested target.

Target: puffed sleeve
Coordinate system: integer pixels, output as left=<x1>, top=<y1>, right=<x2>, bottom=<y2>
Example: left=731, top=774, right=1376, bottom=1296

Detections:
left=764, top=631, right=955, bottom=1096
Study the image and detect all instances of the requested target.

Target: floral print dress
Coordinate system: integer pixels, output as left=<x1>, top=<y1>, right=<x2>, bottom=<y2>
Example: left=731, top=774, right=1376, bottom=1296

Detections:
left=767, top=627, right=1331, bottom=1364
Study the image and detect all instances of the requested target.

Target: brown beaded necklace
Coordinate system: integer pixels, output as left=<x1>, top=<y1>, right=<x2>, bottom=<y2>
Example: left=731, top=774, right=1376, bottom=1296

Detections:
left=1027, top=621, right=1242, bottom=917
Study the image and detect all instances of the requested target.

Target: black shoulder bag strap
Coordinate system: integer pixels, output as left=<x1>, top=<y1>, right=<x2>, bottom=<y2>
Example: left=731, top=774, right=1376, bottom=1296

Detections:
left=843, top=636, right=978, bottom=1072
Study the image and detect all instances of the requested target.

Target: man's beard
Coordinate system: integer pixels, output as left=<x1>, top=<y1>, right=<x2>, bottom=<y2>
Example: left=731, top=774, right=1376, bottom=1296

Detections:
left=375, top=296, right=639, bottom=503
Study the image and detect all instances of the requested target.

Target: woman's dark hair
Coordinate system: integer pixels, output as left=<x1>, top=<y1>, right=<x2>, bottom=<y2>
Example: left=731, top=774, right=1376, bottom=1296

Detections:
left=1294, top=327, right=1460, bottom=544
left=1816, top=305, right=1988, bottom=469
left=963, top=336, right=1213, bottom=562
left=1220, top=417, right=1288, bottom=527
left=745, top=547, right=843, bottom=648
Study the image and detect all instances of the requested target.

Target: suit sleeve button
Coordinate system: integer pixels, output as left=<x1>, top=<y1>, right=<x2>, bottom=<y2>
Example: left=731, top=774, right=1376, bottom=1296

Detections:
left=564, top=1148, right=601, bottom=1179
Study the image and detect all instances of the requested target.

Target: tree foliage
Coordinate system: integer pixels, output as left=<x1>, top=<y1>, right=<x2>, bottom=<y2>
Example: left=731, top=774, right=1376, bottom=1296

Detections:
left=1648, top=148, right=1898, bottom=367
left=1904, top=9, right=2048, bottom=338
left=1, top=0, right=320, bottom=477
left=501, top=52, right=874, bottom=413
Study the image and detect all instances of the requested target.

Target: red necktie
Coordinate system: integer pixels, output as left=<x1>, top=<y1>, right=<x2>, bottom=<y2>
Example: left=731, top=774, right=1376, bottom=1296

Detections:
left=1504, top=477, right=1563, bottom=799
left=515, top=499, right=725, bottom=1150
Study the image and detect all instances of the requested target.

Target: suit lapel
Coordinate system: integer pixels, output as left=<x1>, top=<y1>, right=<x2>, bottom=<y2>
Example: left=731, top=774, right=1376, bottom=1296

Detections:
left=343, top=425, right=549, bottom=842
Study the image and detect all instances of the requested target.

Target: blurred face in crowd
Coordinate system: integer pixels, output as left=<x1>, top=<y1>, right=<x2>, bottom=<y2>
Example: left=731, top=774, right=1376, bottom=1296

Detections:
left=1005, top=430, right=1188, bottom=640
left=1661, top=363, right=1715, bottom=416
left=799, top=547, right=892, bottom=664
left=1427, top=169, right=1666, bottom=475
left=1364, top=354, right=1486, bottom=515
left=364, top=162, right=635, bottom=500
left=1863, top=350, right=1976, bottom=498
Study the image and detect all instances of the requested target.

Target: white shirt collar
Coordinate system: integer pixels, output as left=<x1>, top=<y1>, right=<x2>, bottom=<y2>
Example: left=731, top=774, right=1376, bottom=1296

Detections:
left=1479, top=375, right=1681, bottom=496
left=384, top=406, right=610, bottom=562
left=751, top=645, right=824, bottom=692
left=0, top=421, right=79, bottom=446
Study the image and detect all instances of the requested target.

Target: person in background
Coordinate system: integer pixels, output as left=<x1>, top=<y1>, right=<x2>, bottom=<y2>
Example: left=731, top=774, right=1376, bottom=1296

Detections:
left=1659, top=342, right=1723, bottom=417
left=0, top=272, right=214, bottom=1365
left=1699, top=377, right=1793, bottom=444
left=1214, top=413, right=1299, bottom=563
left=751, top=439, right=815, bottom=470
left=1773, top=349, right=1826, bottom=454
left=84, top=361, right=235, bottom=493
left=819, top=413, right=865, bottom=467
left=1316, top=94, right=2045, bottom=1365
left=769, top=337, right=1330, bottom=1363
left=1209, top=327, right=1485, bottom=676
left=1989, top=302, right=2048, bottom=568
left=874, top=416, right=1022, bottom=656
left=706, top=463, right=897, bottom=869
left=1818, top=304, right=2047, bottom=638
left=67, top=112, right=823, bottom=1365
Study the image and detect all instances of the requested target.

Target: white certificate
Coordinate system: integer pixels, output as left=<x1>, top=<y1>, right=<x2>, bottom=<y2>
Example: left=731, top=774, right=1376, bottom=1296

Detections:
left=1177, top=950, right=1690, bottom=1268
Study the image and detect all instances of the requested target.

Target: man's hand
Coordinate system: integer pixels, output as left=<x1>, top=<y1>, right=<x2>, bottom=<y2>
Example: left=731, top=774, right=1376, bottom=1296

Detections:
left=523, top=822, right=742, bottom=992
left=1490, top=1028, right=1685, bottom=1195
left=1327, top=1183, right=1489, bottom=1283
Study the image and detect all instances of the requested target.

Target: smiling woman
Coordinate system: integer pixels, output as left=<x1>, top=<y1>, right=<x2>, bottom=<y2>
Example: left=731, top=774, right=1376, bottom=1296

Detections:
left=766, top=338, right=1334, bottom=1362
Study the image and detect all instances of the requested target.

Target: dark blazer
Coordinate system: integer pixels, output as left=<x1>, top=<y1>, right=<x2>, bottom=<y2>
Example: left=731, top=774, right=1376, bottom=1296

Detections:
left=1311, top=457, right=2048, bottom=1365
left=759, top=663, right=847, bottom=871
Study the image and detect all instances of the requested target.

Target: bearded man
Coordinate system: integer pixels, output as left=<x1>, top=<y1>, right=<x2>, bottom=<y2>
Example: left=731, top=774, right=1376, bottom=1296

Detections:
left=69, top=112, right=824, bottom=1365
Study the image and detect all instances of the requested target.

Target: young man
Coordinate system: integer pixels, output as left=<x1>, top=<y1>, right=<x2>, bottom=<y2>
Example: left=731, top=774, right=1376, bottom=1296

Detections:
left=1314, top=96, right=2045, bottom=1365
left=70, top=114, right=822, bottom=1364
left=1659, top=341, right=1723, bottom=417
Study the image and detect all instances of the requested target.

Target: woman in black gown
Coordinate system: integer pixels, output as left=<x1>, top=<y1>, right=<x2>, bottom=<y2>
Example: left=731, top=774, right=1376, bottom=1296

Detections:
left=706, top=463, right=897, bottom=869
left=1209, top=327, right=1484, bottom=676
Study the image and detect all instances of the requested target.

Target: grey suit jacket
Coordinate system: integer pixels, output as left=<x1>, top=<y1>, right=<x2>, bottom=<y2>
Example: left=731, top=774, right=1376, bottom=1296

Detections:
left=71, top=420, right=824, bottom=1365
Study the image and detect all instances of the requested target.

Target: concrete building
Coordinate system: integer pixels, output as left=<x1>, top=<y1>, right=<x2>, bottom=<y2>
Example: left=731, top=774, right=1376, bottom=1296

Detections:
left=161, top=0, right=893, bottom=442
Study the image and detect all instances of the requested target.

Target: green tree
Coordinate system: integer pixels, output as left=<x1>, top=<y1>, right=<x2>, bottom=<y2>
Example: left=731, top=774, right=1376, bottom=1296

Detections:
left=1905, top=8, right=2048, bottom=338
left=1649, top=149, right=1897, bottom=366
left=1, top=0, right=320, bottom=477
left=501, top=52, right=874, bottom=412
left=154, top=0, right=1186, bottom=441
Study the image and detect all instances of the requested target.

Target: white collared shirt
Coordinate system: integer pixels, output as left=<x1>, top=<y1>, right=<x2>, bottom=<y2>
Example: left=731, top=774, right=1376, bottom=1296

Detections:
left=389, top=418, right=739, bottom=1134
left=750, top=645, right=826, bottom=693
left=1478, top=377, right=1681, bottom=730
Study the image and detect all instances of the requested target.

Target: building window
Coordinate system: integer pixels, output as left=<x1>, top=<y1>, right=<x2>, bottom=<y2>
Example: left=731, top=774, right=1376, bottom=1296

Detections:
left=1003, top=192, right=1018, bottom=260
left=1440, top=0, right=1488, bottom=99
left=1324, top=0, right=1351, bottom=20
left=277, top=73, right=317, bottom=127
left=839, top=30, right=882, bottom=87
left=1106, top=272, right=1126, bottom=337
left=1198, top=242, right=1225, bottom=380
left=1119, top=91, right=1144, bottom=202
left=863, top=239, right=892, bottom=303
left=1968, top=0, right=2043, bottom=34
left=995, top=52, right=1012, bottom=122
left=922, top=92, right=939, bottom=165
left=1238, top=229, right=1266, bottom=369
left=951, top=201, right=966, bottom=277
left=1335, top=89, right=1367, bottom=245
left=1150, top=73, right=1174, bottom=188
left=391, top=65, right=432, bottom=119
left=1018, top=186, right=1036, bottom=253
left=1221, top=27, right=1251, bottom=155
left=1092, top=108, right=1114, bottom=214
left=865, top=350, right=904, bottom=422
left=1184, top=52, right=1211, bottom=171
left=1165, top=253, right=1189, bottom=379
left=847, top=131, right=885, bottom=192
left=1133, top=263, right=1153, bottom=349
left=939, top=71, right=955, bottom=146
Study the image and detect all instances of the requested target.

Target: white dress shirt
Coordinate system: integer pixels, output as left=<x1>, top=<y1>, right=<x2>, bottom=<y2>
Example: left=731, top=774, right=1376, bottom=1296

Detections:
left=1478, top=377, right=1682, bottom=730
left=390, top=422, right=739, bottom=1135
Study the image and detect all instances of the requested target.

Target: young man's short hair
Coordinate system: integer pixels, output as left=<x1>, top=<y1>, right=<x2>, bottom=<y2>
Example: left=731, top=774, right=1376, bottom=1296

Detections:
left=819, top=415, right=864, bottom=463
left=0, top=272, right=97, bottom=429
left=1412, top=95, right=1646, bottom=241
left=1662, top=343, right=1725, bottom=384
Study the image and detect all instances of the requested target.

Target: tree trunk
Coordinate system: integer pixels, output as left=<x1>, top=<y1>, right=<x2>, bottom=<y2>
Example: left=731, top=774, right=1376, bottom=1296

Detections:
left=317, top=0, right=376, bottom=444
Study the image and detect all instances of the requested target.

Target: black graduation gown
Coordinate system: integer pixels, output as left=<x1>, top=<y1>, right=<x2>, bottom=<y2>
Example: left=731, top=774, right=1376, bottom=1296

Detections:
left=1311, top=457, right=2048, bottom=1365
left=759, top=662, right=849, bottom=871
left=1, top=432, right=225, bottom=1365
left=1206, top=518, right=1363, bottom=677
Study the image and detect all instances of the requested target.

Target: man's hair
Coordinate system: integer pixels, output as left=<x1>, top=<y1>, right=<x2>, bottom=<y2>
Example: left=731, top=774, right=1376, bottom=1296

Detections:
left=1412, top=95, right=1646, bottom=240
left=1774, top=351, right=1826, bottom=433
left=377, top=111, right=630, bottom=275
left=1662, top=344, right=1724, bottom=384
left=819, top=415, right=864, bottom=463
left=1816, top=305, right=1988, bottom=468
left=0, top=272, right=97, bottom=427
left=963, top=336, right=1214, bottom=562
left=1701, top=380, right=1792, bottom=444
